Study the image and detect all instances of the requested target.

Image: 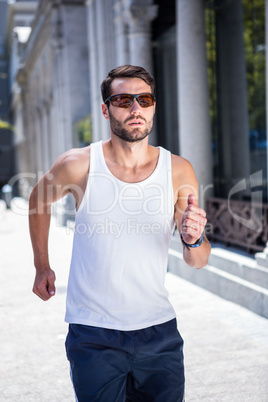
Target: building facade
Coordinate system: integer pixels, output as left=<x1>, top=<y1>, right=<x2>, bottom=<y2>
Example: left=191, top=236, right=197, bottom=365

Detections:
left=2, top=0, right=268, bottom=251
left=5, top=0, right=90, bottom=193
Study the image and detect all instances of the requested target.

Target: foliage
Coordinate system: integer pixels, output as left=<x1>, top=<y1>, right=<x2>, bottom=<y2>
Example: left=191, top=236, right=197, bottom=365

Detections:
left=205, top=0, right=266, bottom=138
left=0, top=119, right=14, bottom=131
left=75, top=115, right=92, bottom=147
left=243, top=0, right=266, bottom=132
left=205, top=7, right=217, bottom=142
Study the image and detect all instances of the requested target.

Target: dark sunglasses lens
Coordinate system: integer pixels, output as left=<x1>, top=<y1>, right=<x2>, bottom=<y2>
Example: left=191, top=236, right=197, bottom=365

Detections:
left=111, top=95, right=133, bottom=108
left=137, top=94, right=154, bottom=107
left=109, top=94, right=154, bottom=108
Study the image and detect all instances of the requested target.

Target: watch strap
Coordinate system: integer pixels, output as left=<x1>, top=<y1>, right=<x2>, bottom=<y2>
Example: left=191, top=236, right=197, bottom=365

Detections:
left=180, top=232, right=204, bottom=250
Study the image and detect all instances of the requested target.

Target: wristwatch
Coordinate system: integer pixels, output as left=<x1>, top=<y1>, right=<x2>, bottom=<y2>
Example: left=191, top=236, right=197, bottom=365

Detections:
left=180, top=232, right=204, bottom=250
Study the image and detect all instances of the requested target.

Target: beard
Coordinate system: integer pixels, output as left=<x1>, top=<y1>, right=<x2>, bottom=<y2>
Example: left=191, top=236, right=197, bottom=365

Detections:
left=108, top=110, right=154, bottom=143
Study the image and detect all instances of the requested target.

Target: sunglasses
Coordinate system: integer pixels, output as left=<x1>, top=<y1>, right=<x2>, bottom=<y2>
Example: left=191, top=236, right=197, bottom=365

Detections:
left=104, top=93, right=155, bottom=108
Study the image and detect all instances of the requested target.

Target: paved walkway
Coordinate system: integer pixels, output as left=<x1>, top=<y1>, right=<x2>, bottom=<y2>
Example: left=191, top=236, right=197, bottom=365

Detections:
left=0, top=202, right=268, bottom=401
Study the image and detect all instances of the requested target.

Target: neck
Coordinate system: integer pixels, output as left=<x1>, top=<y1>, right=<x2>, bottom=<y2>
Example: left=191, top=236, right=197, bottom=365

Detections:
left=105, top=135, right=151, bottom=169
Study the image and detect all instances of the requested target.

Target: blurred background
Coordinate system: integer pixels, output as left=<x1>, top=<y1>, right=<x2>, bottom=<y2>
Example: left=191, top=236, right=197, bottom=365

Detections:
left=0, top=4, right=268, bottom=399
left=0, top=0, right=268, bottom=314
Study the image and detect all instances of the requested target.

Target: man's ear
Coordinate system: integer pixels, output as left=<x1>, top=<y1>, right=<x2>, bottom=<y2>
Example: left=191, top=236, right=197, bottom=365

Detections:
left=102, top=103, right=109, bottom=120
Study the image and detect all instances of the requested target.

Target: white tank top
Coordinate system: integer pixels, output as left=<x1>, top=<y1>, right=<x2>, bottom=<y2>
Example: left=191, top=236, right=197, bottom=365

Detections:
left=65, top=141, right=176, bottom=330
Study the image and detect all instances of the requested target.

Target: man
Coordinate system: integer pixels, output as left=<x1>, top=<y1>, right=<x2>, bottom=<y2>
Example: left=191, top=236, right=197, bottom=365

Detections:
left=29, top=65, right=211, bottom=401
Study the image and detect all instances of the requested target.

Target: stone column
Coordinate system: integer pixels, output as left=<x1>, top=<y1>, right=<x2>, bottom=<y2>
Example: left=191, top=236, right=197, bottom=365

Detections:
left=17, top=69, right=35, bottom=174
left=265, top=0, right=268, bottom=200
left=53, top=49, right=65, bottom=156
left=86, top=0, right=100, bottom=142
left=123, top=0, right=158, bottom=145
left=49, top=22, right=61, bottom=161
left=23, top=78, right=37, bottom=175
left=125, top=0, right=158, bottom=74
left=177, top=0, right=213, bottom=205
left=95, top=0, right=112, bottom=140
left=35, top=107, right=43, bottom=173
left=27, top=88, right=37, bottom=174
left=216, top=0, right=250, bottom=194
left=114, top=0, right=129, bottom=66
left=51, top=48, right=65, bottom=158
left=41, top=102, right=52, bottom=172
left=49, top=92, right=59, bottom=162
left=86, top=0, right=114, bottom=142
left=61, top=14, right=73, bottom=152
left=51, top=5, right=73, bottom=154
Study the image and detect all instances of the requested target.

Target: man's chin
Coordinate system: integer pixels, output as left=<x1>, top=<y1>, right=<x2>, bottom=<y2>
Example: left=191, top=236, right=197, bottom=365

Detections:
left=113, top=130, right=150, bottom=143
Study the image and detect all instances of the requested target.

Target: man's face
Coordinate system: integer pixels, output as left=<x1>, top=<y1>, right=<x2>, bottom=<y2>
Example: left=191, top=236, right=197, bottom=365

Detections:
left=102, top=78, right=156, bottom=143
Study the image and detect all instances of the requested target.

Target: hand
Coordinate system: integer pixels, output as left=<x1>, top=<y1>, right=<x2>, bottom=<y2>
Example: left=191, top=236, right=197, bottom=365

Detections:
left=33, top=268, right=56, bottom=301
left=181, top=194, right=207, bottom=246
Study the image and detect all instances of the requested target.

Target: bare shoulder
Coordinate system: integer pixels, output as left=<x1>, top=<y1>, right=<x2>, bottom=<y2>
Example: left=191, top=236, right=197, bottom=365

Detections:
left=50, top=146, right=90, bottom=183
left=171, top=153, right=198, bottom=199
left=53, top=146, right=90, bottom=170
left=31, top=146, right=91, bottom=207
left=171, top=154, right=196, bottom=182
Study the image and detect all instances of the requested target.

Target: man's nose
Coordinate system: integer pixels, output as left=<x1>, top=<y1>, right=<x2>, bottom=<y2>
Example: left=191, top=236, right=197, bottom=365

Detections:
left=130, top=98, right=141, bottom=115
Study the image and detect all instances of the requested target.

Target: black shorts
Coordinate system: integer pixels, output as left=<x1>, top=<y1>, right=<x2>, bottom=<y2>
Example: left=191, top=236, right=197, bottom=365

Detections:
left=65, top=318, right=185, bottom=402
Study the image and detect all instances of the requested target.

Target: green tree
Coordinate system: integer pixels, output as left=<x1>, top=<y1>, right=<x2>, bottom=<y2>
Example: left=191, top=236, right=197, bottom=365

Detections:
left=243, top=0, right=266, bottom=134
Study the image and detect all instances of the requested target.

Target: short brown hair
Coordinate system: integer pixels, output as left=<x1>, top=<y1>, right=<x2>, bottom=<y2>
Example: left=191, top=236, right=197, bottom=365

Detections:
left=101, top=65, right=156, bottom=103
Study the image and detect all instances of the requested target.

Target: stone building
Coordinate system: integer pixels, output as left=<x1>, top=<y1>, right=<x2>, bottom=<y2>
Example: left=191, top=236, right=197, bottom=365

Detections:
left=3, top=0, right=268, bottom=251
left=6, top=0, right=90, bottom=180
left=0, top=0, right=17, bottom=188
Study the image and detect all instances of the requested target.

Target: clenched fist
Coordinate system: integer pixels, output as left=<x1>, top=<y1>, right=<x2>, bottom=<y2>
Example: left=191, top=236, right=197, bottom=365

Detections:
left=180, top=194, right=207, bottom=246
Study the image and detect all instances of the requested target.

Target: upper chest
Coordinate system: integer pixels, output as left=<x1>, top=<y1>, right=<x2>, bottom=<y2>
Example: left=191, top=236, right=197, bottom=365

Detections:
left=105, top=159, right=159, bottom=184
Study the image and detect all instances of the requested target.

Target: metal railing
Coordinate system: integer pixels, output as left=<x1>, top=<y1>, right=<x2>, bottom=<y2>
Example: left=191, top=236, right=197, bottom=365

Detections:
left=206, top=197, right=268, bottom=252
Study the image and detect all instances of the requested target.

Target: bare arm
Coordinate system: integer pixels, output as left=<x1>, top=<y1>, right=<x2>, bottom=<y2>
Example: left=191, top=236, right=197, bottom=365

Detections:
left=29, top=181, right=55, bottom=300
left=29, top=148, right=89, bottom=300
left=172, top=155, right=211, bottom=269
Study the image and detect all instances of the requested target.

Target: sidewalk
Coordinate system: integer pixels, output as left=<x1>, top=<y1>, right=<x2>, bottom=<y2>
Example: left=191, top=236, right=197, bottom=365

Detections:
left=0, top=204, right=267, bottom=401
